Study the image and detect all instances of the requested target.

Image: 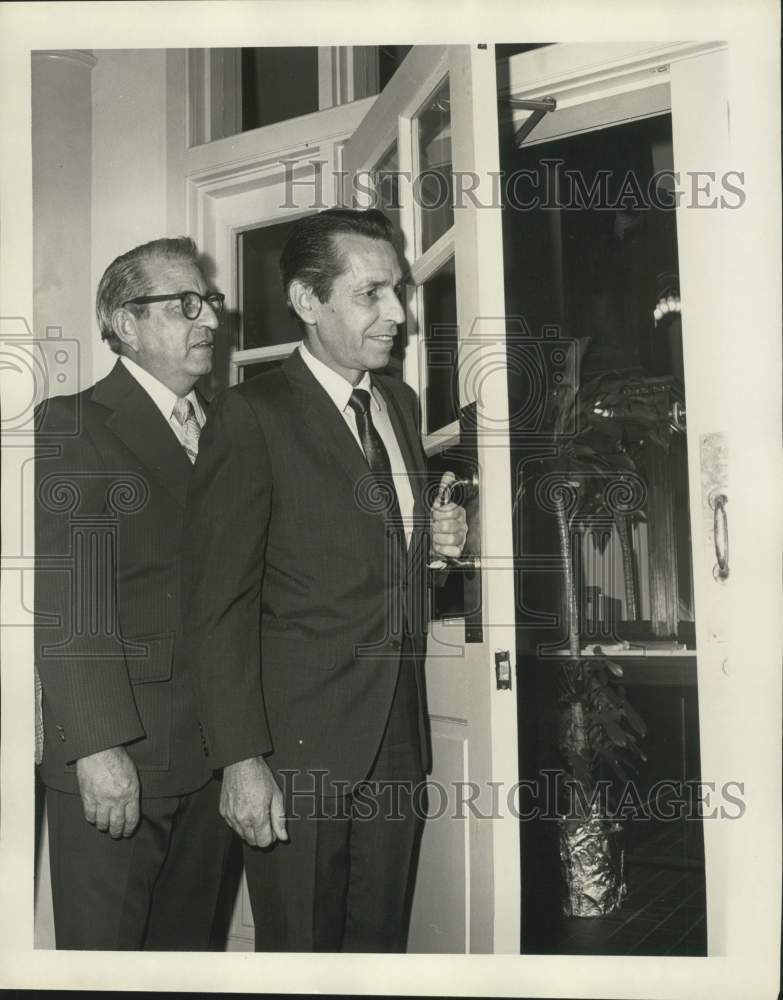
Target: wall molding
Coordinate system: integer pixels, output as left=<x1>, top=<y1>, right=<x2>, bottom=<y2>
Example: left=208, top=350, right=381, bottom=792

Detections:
left=32, top=49, right=97, bottom=69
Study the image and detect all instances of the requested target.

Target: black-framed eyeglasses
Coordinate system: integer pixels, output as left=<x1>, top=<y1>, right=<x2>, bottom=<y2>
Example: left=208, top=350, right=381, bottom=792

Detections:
left=122, top=290, right=225, bottom=321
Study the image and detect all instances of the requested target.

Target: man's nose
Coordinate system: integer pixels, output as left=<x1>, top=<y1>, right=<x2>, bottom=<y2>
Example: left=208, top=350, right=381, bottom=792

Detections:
left=383, top=288, right=406, bottom=326
left=200, top=300, right=221, bottom=329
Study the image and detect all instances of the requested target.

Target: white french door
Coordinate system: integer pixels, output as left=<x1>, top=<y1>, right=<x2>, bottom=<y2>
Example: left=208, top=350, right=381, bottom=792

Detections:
left=343, top=45, right=521, bottom=954
left=498, top=39, right=735, bottom=956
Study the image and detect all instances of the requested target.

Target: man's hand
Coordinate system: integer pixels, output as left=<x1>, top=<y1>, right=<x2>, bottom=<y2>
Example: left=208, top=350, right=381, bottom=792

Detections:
left=431, top=472, right=468, bottom=559
left=76, top=746, right=140, bottom=839
left=220, top=756, right=288, bottom=848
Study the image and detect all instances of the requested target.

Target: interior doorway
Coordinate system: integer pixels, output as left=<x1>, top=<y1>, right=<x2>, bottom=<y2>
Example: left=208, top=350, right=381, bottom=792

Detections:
left=499, top=96, right=706, bottom=955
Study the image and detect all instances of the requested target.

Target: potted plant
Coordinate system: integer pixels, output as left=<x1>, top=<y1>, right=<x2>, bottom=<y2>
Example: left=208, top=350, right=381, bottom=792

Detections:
left=557, top=656, right=646, bottom=916
left=519, top=339, right=671, bottom=916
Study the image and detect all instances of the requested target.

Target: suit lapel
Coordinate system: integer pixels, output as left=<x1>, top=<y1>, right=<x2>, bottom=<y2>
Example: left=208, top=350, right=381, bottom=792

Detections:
left=91, top=361, right=192, bottom=507
left=282, top=351, right=373, bottom=490
left=283, top=352, right=430, bottom=551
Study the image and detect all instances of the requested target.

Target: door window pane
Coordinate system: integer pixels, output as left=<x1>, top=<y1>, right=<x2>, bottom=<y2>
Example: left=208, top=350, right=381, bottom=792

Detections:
left=502, top=110, right=706, bottom=957
left=505, top=113, right=694, bottom=642
left=416, top=79, right=453, bottom=252
left=373, top=143, right=401, bottom=234
left=422, top=257, right=458, bottom=431
left=242, top=48, right=319, bottom=131
left=238, top=219, right=307, bottom=350
left=378, top=45, right=413, bottom=90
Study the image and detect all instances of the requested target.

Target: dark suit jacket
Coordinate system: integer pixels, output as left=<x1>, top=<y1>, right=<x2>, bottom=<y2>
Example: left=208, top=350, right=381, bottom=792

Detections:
left=34, top=359, right=212, bottom=797
left=182, top=350, right=432, bottom=791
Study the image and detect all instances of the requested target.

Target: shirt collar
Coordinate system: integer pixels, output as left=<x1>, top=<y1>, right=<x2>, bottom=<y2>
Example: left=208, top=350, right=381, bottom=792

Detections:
left=298, top=343, right=380, bottom=413
left=120, top=355, right=204, bottom=424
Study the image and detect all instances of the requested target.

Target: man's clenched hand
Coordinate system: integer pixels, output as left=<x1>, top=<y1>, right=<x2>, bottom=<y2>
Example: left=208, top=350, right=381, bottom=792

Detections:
left=431, top=472, right=468, bottom=559
left=221, top=756, right=288, bottom=848
left=76, top=746, right=140, bottom=839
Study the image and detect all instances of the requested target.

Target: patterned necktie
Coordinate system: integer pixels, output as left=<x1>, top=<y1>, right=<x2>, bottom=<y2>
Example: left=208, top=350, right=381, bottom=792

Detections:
left=347, top=388, right=405, bottom=549
left=173, top=397, right=201, bottom=464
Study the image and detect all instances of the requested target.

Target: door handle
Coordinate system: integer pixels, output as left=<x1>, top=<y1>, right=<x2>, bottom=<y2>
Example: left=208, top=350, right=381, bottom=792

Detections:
left=709, top=490, right=729, bottom=580
left=436, top=471, right=479, bottom=505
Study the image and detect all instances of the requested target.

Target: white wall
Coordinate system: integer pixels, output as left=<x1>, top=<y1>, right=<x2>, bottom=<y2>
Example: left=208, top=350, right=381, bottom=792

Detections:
left=33, top=46, right=177, bottom=948
left=32, top=51, right=95, bottom=393
left=90, top=49, right=170, bottom=382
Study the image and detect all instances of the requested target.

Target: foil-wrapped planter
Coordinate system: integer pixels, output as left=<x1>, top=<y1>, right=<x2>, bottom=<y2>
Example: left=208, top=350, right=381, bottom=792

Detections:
left=559, top=807, right=626, bottom=917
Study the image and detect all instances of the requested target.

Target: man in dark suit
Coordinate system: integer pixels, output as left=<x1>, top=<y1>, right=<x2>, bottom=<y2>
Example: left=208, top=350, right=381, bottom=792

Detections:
left=35, top=237, right=232, bottom=949
left=182, top=208, right=466, bottom=952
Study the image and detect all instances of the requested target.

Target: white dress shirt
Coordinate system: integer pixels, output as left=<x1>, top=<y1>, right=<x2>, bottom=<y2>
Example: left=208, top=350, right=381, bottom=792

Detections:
left=120, top=356, right=205, bottom=448
left=298, top=343, right=415, bottom=547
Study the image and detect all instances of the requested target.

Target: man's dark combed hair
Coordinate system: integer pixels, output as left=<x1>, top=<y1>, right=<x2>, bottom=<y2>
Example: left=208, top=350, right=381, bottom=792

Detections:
left=280, top=208, right=397, bottom=310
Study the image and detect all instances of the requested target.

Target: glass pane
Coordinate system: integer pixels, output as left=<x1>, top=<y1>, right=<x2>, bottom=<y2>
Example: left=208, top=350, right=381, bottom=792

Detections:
left=422, top=257, right=458, bottom=432
left=373, top=143, right=401, bottom=236
left=501, top=110, right=706, bottom=957
left=241, top=48, right=319, bottom=131
left=505, top=114, right=695, bottom=643
left=416, top=79, right=453, bottom=252
left=238, top=218, right=308, bottom=350
left=378, top=45, right=413, bottom=90
left=239, top=358, right=285, bottom=382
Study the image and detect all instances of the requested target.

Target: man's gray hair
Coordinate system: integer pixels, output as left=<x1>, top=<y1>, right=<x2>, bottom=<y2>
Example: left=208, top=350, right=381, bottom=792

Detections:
left=95, top=237, right=200, bottom=354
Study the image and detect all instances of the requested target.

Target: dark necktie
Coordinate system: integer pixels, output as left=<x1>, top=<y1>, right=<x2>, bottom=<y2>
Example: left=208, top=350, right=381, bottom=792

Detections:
left=347, top=387, right=405, bottom=550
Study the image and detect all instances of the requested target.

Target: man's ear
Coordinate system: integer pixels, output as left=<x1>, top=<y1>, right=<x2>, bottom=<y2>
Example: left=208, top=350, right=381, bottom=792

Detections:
left=111, top=307, right=140, bottom=353
left=287, top=280, right=319, bottom=327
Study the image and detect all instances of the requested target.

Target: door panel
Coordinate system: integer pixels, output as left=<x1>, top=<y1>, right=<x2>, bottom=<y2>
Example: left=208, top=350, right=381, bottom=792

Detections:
left=669, top=48, right=733, bottom=956
left=407, top=717, right=468, bottom=953
left=502, top=41, right=733, bottom=956
left=343, top=45, right=521, bottom=954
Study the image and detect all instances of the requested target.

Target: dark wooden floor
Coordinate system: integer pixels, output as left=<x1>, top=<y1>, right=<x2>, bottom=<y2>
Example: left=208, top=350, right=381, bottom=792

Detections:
left=556, top=820, right=707, bottom=956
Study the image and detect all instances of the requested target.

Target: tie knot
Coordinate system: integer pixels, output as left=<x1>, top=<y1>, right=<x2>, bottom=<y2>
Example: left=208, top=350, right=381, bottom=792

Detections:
left=173, top=397, right=195, bottom=426
left=348, top=388, right=372, bottom=416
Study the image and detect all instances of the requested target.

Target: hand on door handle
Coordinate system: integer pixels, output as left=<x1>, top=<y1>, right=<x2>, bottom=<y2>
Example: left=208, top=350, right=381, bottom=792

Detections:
left=429, top=471, right=478, bottom=570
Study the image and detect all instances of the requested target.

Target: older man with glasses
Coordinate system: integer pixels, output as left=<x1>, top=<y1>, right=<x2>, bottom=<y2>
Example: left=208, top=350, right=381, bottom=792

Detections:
left=35, top=237, right=232, bottom=950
